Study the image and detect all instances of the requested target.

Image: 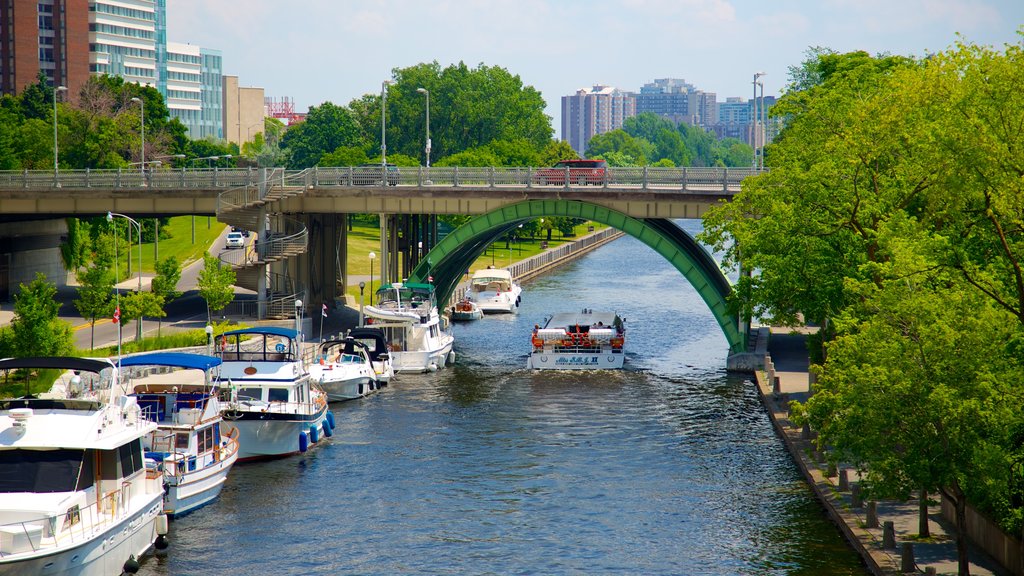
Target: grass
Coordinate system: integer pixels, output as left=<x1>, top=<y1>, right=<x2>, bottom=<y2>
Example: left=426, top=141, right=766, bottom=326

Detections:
left=342, top=218, right=608, bottom=301
left=114, top=215, right=226, bottom=278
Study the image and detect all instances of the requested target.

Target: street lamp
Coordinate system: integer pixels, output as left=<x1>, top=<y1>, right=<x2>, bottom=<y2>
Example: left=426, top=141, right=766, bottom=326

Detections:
left=368, top=252, right=376, bottom=300
left=53, top=85, right=67, bottom=181
left=107, top=211, right=143, bottom=339
left=193, top=154, right=231, bottom=168
left=358, top=281, right=366, bottom=326
left=130, top=97, right=145, bottom=175
left=380, top=81, right=391, bottom=168
left=752, top=72, right=765, bottom=170
left=205, top=324, right=214, bottom=356
left=416, top=88, right=431, bottom=169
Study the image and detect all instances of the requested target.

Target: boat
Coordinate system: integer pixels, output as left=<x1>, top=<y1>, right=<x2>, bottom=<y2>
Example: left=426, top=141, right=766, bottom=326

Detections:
left=466, top=267, right=522, bottom=314
left=527, top=309, right=626, bottom=370
left=450, top=298, right=483, bottom=321
left=215, top=326, right=333, bottom=461
left=363, top=282, right=455, bottom=373
left=0, top=356, right=168, bottom=576
left=347, top=327, right=395, bottom=385
left=309, top=338, right=379, bottom=402
left=120, top=352, right=240, bottom=518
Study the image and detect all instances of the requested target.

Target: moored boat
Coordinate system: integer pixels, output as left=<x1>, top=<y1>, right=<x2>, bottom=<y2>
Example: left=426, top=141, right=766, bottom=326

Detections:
left=466, top=267, right=522, bottom=314
left=347, top=327, right=395, bottom=385
left=527, top=309, right=626, bottom=370
left=215, top=326, right=332, bottom=461
left=363, top=282, right=455, bottom=373
left=120, top=352, right=239, bottom=518
left=0, top=357, right=168, bottom=576
left=450, top=298, right=483, bottom=321
left=310, top=338, right=379, bottom=402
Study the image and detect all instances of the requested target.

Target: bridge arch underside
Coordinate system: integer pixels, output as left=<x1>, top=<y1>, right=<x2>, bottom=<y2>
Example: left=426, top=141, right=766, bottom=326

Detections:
left=408, top=200, right=744, bottom=353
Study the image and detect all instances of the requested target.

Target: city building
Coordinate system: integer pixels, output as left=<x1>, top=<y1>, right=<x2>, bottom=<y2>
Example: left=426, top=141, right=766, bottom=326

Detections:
left=0, top=0, right=90, bottom=96
left=635, top=78, right=717, bottom=128
left=88, top=0, right=157, bottom=87
left=561, top=85, right=635, bottom=156
left=223, top=75, right=265, bottom=145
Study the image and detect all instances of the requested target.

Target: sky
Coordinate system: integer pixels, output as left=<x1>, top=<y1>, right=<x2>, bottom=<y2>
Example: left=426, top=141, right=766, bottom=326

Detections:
left=167, top=0, right=1023, bottom=134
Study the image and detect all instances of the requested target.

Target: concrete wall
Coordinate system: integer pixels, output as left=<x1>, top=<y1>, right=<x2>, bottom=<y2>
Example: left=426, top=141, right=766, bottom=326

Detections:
left=0, top=219, right=68, bottom=300
left=941, top=492, right=1023, bottom=575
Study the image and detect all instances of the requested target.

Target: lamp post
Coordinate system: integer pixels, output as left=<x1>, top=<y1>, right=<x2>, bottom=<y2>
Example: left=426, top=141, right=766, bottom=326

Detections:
left=758, top=78, right=767, bottom=170
left=752, top=72, right=765, bottom=170
left=416, top=87, right=431, bottom=169
left=107, top=211, right=143, bottom=339
left=52, top=85, right=67, bottom=182
left=358, top=281, right=366, bottom=327
left=380, top=81, right=390, bottom=168
left=368, top=252, right=376, bottom=299
left=130, top=97, right=145, bottom=175
left=205, top=324, right=214, bottom=356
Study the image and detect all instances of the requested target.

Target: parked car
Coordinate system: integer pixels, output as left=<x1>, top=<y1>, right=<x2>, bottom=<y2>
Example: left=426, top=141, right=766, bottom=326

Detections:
left=352, top=163, right=400, bottom=186
left=225, top=231, right=246, bottom=249
left=534, top=159, right=609, bottom=186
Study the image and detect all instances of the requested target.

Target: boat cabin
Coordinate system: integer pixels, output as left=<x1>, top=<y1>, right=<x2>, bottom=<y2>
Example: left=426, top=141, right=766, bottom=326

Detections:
left=470, top=268, right=515, bottom=294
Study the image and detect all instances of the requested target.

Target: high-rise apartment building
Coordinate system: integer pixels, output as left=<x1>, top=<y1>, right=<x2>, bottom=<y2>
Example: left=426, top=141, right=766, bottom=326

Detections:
left=88, top=0, right=157, bottom=87
left=164, top=41, right=199, bottom=133
left=561, top=85, right=635, bottom=156
left=198, top=48, right=222, bottom=139
left=634, top=78, right=717, bottom=128
left=0, top=0, right=90, bottom=96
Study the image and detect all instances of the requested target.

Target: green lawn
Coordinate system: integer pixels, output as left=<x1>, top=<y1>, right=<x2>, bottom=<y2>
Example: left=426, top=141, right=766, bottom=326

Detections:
left=114, top=215, right=226, bottom=278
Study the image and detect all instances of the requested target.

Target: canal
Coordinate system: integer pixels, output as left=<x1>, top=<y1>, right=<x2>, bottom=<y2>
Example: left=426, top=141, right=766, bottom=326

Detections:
left=139, top=221, right=867, bottom=575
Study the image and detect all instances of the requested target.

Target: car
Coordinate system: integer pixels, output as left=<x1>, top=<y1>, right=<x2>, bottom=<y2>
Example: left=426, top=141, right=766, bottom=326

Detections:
left=225, top=231, right=246, bottom=249
left=534, top=159, right=609, bottom=186
left=352, top=163, right=400, bottom=186
left=231, top=226, right=250, bottom=237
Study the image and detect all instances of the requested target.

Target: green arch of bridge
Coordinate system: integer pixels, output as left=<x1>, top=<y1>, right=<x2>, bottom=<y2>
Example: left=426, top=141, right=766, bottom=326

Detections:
left=407, top=200, right=744, bottom=353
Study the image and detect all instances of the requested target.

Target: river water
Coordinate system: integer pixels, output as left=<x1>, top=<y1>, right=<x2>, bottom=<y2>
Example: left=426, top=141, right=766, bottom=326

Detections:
left=139, top=222, right=867, bottom=575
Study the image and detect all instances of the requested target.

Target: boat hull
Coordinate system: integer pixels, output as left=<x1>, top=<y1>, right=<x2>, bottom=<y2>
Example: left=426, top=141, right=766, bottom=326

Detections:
left=0, top=495, right=164, bottom=576
left=221, top=404, right=329, bottom=461
left=527, top=351, right=625, bottom=370
left=392, top=337, right=454, bottom=373
left=165, top=449, right=238, bottom=517
left=320, top=375, right=376, bottom=402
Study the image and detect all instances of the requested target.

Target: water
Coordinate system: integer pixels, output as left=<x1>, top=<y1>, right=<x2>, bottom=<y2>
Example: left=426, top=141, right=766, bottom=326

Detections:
left=139, top=223, right=867, bottom=575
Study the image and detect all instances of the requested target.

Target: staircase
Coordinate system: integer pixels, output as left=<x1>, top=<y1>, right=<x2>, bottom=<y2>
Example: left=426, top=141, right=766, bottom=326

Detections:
left=217, top=168, right=309, bottom=319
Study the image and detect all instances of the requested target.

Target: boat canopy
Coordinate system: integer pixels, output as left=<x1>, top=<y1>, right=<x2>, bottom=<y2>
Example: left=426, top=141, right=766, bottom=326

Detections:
left=222, top=326, right=299, bottom=339
left=348, top=328, right=389, bottom=360
left=0, top=356, right=115, bottom=374
left=545, top=311, right=621, bottom=331
left=471, top=268, right=513, bottom=282
left=118, top=352, right=221, bottom=371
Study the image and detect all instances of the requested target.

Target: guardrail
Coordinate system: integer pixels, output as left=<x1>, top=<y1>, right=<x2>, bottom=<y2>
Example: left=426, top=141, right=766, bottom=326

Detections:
left=0, top=166, right=762, bottom=192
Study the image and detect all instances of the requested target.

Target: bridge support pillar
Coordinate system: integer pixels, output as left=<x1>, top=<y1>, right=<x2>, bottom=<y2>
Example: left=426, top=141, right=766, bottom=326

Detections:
left=300, top=213, right=343, bottom=315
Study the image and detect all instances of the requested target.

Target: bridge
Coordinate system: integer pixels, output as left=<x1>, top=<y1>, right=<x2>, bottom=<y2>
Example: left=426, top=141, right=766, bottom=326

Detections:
left=0, top=166, right=758, bottom=358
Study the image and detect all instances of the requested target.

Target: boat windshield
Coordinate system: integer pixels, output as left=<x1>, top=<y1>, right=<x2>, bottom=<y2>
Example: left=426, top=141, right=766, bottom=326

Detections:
left=0, top=448, right=95, bottom=493
left=376, top=284, right=436, bottom=308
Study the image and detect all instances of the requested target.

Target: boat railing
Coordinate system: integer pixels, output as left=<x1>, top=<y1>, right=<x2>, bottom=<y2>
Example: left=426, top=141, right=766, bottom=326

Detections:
left=0, top=485, right=130, bottom=557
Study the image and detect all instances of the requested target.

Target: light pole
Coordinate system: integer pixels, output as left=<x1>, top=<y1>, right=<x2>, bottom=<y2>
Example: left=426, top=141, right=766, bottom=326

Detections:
left=52, top=85, right=67, bottom=182
left=205, top=324, right=214, bottom=356
left=130, top=97, right=145, bottom=175
left=380, top=81, right=390, bottom=168
left=752, top=72, right=765, bottom=170
left=107, top=212, right=143, bottom=339
left=368, top=252, right=376, bottom=300
left=416, top=87, right=431, bottom=168
left=758, top=78, right=767, bottom=170
left=358, top=281, right=366, bottom=326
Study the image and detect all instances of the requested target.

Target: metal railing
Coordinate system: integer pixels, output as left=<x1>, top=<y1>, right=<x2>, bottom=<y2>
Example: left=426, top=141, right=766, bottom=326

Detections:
left=1, top=166, right=762, bottom=193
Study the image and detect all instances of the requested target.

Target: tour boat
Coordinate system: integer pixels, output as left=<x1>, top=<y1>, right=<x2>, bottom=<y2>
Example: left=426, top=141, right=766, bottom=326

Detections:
left=215, top=326, right=333, bottom=461
left=363, top=282, right=455, bottom=373
left=527, top=309, right=626, bottom=370
left=309, top=337, right=379, bottom=402
left=347, top=327, right=395, bottom=385
left=120, top=352, right=239, bottom=518
left=0, top=356, right=168, bottom=576
left=450, top=298, right=483, bottom=321
left=466, top=267, right=522, bottom=313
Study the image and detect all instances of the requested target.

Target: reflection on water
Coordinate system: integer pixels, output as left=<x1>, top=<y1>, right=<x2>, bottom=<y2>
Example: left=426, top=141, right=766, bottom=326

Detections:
left=140, top=222, right=866, bottom=576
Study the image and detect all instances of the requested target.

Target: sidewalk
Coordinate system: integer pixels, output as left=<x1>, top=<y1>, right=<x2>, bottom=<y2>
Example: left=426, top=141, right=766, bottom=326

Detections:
left=758, top=326, right=1007, bottom=576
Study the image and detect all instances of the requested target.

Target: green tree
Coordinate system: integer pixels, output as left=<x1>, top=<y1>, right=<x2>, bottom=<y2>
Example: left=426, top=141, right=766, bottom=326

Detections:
left=538, top=140, right=578, bottom=166
left=120, top=290, right=165, bottom=340
left=319, top=145, right=370, bottom=167
left=151, top=256, right=182, bottom=336
left=11, top=273, right=73, bottom=357
left=197, top=253, right=236, bottom=323
left=434, top=147, right=501, bottom=167
left=283, top=102, right=364, bottom=168
left=74, top=264, right=115, bottom=350
left=585, top=130, right=654, bottom=164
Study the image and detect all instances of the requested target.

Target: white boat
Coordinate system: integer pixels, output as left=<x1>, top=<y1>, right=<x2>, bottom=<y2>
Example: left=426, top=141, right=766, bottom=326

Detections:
left=449, top=298, right=483, bottom=321
left=0, top=357, right=168, bottom=576
left=347, top=327, right=395, bottom=385
left=215, top=326, right=333, bottom=461
left=121, top=353, right=240, bottom=518
left=310, top=338, right=379, bottom=402
left=527, top=309, right=626, bottom=370
left=466, top=267, right=522, bottom=314
left=364, top=282, right=455, bottom=373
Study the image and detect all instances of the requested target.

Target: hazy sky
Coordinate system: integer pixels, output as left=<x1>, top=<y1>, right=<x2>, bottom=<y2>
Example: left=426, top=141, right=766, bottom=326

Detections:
left=167, top=0, right=1023, bottom=133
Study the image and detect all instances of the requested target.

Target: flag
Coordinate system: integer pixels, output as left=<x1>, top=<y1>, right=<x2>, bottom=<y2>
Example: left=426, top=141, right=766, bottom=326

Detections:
left=321, top=303, right=328, bottom=318
left=428, top=275, right=433, bottom=283
left=112, top=306, right=120, bottom=324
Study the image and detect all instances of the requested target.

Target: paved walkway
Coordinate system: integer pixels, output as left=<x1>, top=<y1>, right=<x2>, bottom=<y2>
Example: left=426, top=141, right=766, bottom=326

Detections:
left=760, top=326, right=1008, bottom=576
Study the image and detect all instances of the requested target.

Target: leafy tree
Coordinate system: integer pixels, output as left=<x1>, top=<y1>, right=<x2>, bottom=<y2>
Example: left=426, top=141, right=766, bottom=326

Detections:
left=74, top=264, right=114, bottom=350
left=538, top=140, right=578, bottom=166
left=585, top=130, right=654, bottom=164
left=60, top=217, right=90, bottom=271
left=319, top=145, right=369, bottom=167
left=10, top=273, right=73, bottom=357
left=434, top=147, right=501, bottom=167
left=283, top=102, right=364, bottom=168
left=151, top=256, right=182, bottom=336
left=120, top=290, right=165, bottom=340
left=197, top=253, right=236, bottom=323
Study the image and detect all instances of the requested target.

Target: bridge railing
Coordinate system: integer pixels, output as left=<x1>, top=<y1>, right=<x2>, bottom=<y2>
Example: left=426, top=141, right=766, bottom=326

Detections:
left=0, top=166, right=763, bottom=191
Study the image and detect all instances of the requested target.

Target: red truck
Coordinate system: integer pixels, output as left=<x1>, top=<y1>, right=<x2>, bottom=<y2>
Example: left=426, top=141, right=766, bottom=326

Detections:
left=534, top=159, right=609, bottom=186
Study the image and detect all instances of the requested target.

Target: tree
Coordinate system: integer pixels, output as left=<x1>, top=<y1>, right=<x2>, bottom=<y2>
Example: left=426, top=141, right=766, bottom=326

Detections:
left=197, top=253, right=236, bottom=323
left=60, top=217, right=90, bottom=271
left=283, top=102, right=364, bottom=168
left=151, top=256, right=182, bottom=336
left=74, top=264, right=114, bottom=350
left=538, top=141, right=578, bottom=166
left=11, top=273, right=73, bottom=358
left=318, top=145, right=369, bottom=167
left=585, top=130, right=654, bottom=164
left=120, top=290, right=165, bottom=340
